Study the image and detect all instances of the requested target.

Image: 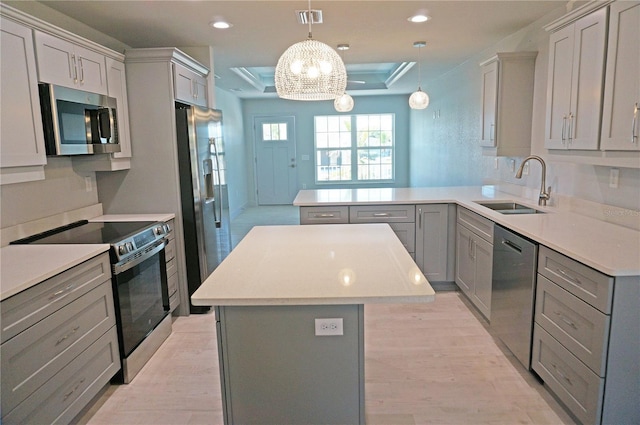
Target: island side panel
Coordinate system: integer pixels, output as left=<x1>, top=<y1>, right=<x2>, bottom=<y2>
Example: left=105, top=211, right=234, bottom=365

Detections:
left=216, top=304, right=364, bottom=425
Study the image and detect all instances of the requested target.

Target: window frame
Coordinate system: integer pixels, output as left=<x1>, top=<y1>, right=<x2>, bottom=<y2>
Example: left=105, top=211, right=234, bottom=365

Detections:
left=314, top=113, right=395, bottom=184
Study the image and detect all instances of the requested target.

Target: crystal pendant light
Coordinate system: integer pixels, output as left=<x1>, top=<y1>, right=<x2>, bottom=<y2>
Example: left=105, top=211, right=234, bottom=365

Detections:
left=275, top=1, right=347, bottom=101
left=409, top=41, right=429, bottom=110
left=334, top=44, right=354, bottom=112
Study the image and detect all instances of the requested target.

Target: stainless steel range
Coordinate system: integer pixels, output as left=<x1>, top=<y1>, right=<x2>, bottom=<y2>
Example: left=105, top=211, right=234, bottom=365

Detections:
left=11, top=219, right=172, bottom=383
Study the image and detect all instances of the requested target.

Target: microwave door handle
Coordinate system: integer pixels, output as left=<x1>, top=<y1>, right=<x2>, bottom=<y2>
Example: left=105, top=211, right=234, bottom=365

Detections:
left=97, top=108, right=112, bottom=143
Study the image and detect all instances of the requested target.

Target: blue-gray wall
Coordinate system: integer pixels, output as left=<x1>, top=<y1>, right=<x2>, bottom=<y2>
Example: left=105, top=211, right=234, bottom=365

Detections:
left=241, top=94, right=411, bottom=205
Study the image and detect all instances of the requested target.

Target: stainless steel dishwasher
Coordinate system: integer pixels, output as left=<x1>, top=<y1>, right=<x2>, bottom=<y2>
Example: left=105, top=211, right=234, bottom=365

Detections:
left=491, top=225, right=538, bottom=369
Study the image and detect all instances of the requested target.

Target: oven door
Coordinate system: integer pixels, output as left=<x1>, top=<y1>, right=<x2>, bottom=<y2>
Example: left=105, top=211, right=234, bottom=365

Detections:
left=112, top=239, right=169, bottom=358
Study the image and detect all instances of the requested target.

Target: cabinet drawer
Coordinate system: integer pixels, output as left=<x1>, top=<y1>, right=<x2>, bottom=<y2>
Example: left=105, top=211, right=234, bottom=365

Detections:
left=166, top=257, right=177, bottom=278
left=349, top=205, right=415, bottom=223
left=538, top=246, right=613, bottom=313
left=169, top=290, right=180, bottom=313
left=1, top=253, right=111, bottom=343
left=532, top=324, right=603, bottom=425
left=457, top=207, right=493, bottom=243
left=300, top=206, right=349, bottom=224
left=535, top=276, right=609, bottom=375
left=1, top=282, right=116, bottom=414
left=389, top=222, right=416, bottom=253
left=167, top=271, right=178, bottom=298
left=3, top=327, right=119, bottom=425
left=165, top=237, right=176, bottom=262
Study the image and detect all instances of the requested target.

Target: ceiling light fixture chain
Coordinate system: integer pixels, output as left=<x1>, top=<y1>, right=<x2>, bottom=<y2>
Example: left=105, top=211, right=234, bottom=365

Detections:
left=409, top=41, right=430, bottom=110
left=274, top=0, right=347, bottom=101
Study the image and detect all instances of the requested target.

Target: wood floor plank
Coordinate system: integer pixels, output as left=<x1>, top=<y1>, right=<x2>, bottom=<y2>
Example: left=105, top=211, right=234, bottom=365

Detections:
left=79, top=292, right=575, bottom=425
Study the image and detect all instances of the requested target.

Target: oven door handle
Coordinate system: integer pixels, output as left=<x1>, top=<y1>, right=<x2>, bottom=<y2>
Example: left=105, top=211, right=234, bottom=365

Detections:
left=113, top=239, right=167, bottom=275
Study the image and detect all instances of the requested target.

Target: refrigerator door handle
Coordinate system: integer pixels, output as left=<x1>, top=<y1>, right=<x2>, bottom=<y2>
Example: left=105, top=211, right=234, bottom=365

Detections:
left=210, top=138, right=223, bottom=228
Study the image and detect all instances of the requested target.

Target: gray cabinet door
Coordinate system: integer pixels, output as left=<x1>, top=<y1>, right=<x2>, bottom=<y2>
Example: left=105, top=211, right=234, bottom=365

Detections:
left=455, top=224, right=474, bottom=294
left=415, top=204, right=452, bottom=282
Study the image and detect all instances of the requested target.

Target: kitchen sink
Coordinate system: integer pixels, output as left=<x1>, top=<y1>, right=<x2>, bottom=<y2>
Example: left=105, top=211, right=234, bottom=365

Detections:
left=474, top=201, right=545, bottom=215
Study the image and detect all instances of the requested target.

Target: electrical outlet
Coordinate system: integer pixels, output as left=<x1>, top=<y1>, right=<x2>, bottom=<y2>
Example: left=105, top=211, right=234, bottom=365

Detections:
left=84, top=176, right=92, bottom=192
left=494, top=158, right=499, bottom=170
left=315, top=318, right=343, bottom=336
left=302, top=183, right=307, bottom=189
left=523, top=162, right=530, bottom=175
left=509, top=159, right=516, bottom=172
left=609, top=168, right=619, bottom=188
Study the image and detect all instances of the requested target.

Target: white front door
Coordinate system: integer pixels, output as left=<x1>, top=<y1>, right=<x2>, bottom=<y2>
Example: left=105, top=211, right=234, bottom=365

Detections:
left=254, top=116, right=297, bottom=205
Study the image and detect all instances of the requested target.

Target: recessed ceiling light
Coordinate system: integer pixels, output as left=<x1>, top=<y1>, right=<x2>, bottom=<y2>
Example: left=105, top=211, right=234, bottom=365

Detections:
left=408, top=14, right=430, bottom=23
left=210, top=21, right=232, bottom=29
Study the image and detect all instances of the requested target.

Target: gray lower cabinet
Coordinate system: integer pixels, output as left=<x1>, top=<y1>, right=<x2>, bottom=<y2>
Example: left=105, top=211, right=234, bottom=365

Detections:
left=300, top=204, right=453, bottom=278
left=415, top=204, right=455, bottom=282
left=164, top=219, right=180, bottom=313
left=1, top=253, right=120, bottom=425
left=455, top=207, right=494, bottom=320
left=532, top=246, right=639, bottom=425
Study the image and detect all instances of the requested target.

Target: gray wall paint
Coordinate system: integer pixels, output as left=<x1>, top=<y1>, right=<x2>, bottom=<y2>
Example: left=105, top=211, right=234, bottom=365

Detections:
left=242, top=95, right=411, bottom=206
left=0, top=158, right=98, bottom=228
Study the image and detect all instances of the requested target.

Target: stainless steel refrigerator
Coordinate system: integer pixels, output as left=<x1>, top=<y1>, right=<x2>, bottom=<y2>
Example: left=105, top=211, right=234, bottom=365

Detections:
left=175, top=103, right=231, bottom=313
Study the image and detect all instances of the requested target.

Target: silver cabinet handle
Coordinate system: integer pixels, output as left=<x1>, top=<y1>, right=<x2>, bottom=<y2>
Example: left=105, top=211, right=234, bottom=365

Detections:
left=557, top=268, right=581, bottom=285
left=568, top=112, right=574, bottom=143
left=49, top=284, right=74, bottom=300
left=63, top=377, right=86, bottom=401
left=55, top=326, right=80, bottom=346
left=418, top=208, right=422, bottom=228
left=561, top=115, right=567, bottom=143
left=78, top=57, right=84, bottom=84
left=71, top=54, right=78, bottom=83
left=551, top=363, right=573, bottom=386
left=554, top=311, right=578, bottom=329
left=315, top=213, right=335, bottom=218
left=633, top=102, right=638, bottom=144
left=372, top=213, right=391, bottom=217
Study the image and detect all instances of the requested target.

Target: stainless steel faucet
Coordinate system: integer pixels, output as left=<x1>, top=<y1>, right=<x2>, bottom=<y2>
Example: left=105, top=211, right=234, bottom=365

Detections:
left=515, top=155, right=551, bottom=206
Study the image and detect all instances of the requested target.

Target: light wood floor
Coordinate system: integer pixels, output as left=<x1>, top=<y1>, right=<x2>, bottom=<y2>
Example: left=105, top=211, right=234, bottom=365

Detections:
left=79, top=292, right=574, bottom=425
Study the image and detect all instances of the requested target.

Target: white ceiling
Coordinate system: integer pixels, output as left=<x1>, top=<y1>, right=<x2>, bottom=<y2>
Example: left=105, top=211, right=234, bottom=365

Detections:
left=27, top=1, right=565, bottom=99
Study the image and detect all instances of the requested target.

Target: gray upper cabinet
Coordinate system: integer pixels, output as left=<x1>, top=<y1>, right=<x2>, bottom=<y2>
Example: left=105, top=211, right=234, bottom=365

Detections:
left=479, top=52, right=537, bottom=157
left=544, top=7, right=607, bottom=150
left=600, top=1, right=640, bottom=151
left=0, top=14, right=47, bottom=185
left=34, top=30, right=108, bottom=95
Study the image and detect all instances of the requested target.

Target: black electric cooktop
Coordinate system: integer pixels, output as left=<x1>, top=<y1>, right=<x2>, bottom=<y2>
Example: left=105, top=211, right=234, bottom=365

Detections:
left=11, top=220, right=157, bottom=245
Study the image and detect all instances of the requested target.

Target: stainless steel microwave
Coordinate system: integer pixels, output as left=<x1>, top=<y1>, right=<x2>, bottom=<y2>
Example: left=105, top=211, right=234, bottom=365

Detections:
left=39, top=84, right=121, bottom=155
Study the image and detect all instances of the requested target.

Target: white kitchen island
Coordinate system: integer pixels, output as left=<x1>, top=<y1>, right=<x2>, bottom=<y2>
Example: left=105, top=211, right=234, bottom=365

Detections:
left=191, top=224, right=435, bottom=424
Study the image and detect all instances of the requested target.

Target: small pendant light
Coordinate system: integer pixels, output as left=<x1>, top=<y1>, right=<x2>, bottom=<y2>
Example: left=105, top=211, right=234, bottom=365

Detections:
left=409, top=41, right=429, bottom=110
left=334, top=44, right=354, bottom=112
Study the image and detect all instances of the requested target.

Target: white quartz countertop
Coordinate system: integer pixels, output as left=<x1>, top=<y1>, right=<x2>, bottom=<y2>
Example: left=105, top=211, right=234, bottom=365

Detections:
left=192, top=224, right=435, bottom=306
left=0, top=244, right=109, bottom=301
left=294, top=187, right=640, bottom=277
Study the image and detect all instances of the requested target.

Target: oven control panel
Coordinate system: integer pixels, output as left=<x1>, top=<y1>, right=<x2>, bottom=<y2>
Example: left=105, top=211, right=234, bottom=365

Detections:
left=113, top=222, right=169, bottom=263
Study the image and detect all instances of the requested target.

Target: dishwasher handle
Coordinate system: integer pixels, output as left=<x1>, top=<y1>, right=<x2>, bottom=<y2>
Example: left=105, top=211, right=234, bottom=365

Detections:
left=501, top=238, right=522, bottom=253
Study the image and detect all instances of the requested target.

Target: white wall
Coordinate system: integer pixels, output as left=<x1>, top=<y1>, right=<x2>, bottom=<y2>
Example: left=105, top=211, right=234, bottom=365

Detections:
left=215, top=88, right=250, bottom=218
left=410, top=5, right=640, bottom=213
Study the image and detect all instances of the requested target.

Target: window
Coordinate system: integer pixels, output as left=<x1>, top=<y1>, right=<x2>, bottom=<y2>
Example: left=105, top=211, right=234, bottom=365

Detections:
left=262, top=122, right=288, bottom=141
left=314, top=114, right=394, bottom=183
